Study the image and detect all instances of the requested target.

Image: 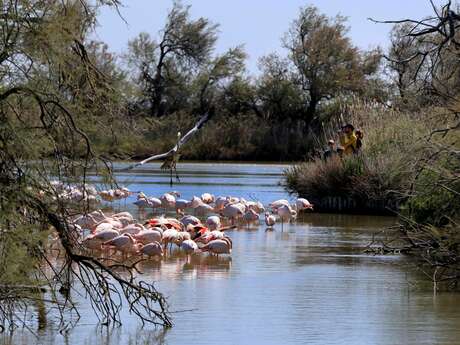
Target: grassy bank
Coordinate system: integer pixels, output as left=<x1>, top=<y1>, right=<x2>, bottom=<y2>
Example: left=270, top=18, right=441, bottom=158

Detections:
left=285, top=100, right=426, bottom=210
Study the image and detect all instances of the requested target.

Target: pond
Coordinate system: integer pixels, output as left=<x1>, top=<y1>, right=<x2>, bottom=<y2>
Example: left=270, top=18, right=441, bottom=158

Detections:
left=2, top=162, right=460, bottom=345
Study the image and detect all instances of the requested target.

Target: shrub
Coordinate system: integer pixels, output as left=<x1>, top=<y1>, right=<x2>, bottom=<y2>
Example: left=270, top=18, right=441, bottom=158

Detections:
left=284, top=99, right=428, bottom=207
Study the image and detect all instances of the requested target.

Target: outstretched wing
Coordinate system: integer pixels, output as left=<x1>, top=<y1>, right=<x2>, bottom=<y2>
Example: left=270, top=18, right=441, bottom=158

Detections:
left=120, top=112, right=212, bottom=171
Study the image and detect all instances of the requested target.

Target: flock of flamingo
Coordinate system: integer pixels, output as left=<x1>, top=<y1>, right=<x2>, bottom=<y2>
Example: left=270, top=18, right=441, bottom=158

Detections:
left=59, top=183, right=313, bottom=260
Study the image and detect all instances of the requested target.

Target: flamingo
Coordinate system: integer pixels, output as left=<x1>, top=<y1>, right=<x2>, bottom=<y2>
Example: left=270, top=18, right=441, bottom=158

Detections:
left=186, top=224, right=209, bottom=240
left=194, top=203, right=214, bottom=216
left=189, top=196, right=203, bottom=209
left=149, top=197, right=162, bottom=212
left=243, top=209, right=259, bottom=229
left=269, top=199, right=290, bottom=212
left=120, top=223, right=145, bottom=235
left=180, top=239, right=198, bottom=254
left=160, top=192, right=176, bottom=210
left=134, top=229, right=162, bottom=245
left=162, top=228, right=180, bottom=252
left=221, top=203, right=244, bottom=224
left=277, top=205, right=296, bottom=231
left=134, top=197, right=152, bottom=209
left=180, top=215, right=201, bottom=228
left=103, top=233, right=140, bottom=254
left=175, top=199, right=190, bottom=215
left=264, top=212, right=276, bottom=229
left=296, top=198, right=314, bottom=211
left=82, top=229, right=119, bottom=250
left=214, top=196, right=228, bottom=211
left=201, top=193, right=215, bottom=204
left=173, top=231, right=192, bottom=247
left=147, top=217, right=182, bottom=231
left=247, top=201, right=265, bottom=214
left=93, top=222, right=114, bottom=233
left=195, top=230, right=225, bottom=244
left=139, top=241, right=163, bottom=257
left=206, top=216, right=221, bottom=231
left=99, top=190, right=116, bottom=202
left=201, top=237, right=232, bottom=256
left=112, top=212, right=134, bottom=222
left=74, top=214, right=98, bottom=229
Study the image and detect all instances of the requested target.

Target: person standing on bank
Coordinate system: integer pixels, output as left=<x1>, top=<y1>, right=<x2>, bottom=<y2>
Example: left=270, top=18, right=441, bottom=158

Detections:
left=323, top=139, right=336, bottom=160
left=339, top=124, right=357, bottom=155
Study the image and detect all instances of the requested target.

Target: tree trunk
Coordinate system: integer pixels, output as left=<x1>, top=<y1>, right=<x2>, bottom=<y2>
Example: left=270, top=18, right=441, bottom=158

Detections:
left=305, top=97, right=318, bottom=128
left=150, top=47, right=167, bottom=117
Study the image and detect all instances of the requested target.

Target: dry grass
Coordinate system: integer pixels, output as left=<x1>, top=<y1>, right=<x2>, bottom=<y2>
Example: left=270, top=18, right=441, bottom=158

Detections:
left=285, top=99, right=430, bottom=205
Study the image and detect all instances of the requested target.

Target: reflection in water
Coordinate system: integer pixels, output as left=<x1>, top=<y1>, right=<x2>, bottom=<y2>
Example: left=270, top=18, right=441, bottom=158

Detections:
left=4, top=163, right=460, bottom=345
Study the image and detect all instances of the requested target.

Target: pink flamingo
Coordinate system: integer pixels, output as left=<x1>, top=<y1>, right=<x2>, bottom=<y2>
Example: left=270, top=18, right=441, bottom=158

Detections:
left=139, top=241, right=163, bottom=258
left=201, top=237, right=233, bottom=256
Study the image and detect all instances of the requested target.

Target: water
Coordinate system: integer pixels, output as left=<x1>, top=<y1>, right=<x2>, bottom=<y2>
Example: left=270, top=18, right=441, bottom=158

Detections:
left=3, top=162, right=460, bottom=345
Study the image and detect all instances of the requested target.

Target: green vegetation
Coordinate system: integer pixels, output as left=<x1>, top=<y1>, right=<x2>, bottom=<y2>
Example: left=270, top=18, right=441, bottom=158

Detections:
left=285, top=100, right=425, bottom=206
left=0, top=0, right=170, bottom=330
left=285, top=4, right=460, bottom=285
left=56, top=1, right=383, bottom=161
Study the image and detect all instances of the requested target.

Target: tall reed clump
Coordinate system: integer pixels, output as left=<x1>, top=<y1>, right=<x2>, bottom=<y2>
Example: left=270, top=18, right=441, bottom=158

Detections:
left=285, top=98, right=429, bottom=209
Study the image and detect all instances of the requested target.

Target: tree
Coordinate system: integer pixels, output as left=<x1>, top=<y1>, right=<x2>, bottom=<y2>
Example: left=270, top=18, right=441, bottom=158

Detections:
left=255, top=53, right=306, bottom=121
left=0, top=0, right=171, bottom=331
left=283, top=6, right=381, bottom=126
left=126, top=1, right=218, bottom=117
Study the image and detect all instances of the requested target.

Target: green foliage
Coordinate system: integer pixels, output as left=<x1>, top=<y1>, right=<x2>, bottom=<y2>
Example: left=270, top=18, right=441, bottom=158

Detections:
left=285, top=101, right=425, bottom=204
left=282, top=5, right=382, bottom=124
left=402, top=142, right=460, bottom=227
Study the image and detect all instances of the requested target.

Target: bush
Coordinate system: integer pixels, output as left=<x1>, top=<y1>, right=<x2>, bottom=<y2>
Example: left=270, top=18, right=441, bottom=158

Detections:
left=284, top=99, right=428, bottom=207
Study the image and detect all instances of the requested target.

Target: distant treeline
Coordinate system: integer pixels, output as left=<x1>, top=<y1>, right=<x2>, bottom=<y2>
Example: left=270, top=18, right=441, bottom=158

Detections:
left=72, top=2, right=391, bottom=160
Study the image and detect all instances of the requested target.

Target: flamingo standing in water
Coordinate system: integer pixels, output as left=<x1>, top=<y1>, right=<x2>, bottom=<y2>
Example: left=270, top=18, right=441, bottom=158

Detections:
left=264, top=212, right=276, bottom=229
left=180, top=215, right=201, bottom=228
left=103, top=233, right=140, bottom=255
left=206, top=216, right=221, bottom=231
left=175, top=198, right=190, bottom=215
left=277, top=205, right=296, bottom=231
left=149, top=197, right=163, bottom=212
left=243, top=209, right=259, bottom=229
left=180, top=239, right=198, bottom=262
left=82, top=229, right=119, bottom=250
left=139, top=241, right=163, bottom=257
left=160, top=192, right=177, bottom=212
left=296, top=198, right=314, bottom=211
left=221, top=203, right=244, bottom=225
left=133, top=227, right=163, bottom=244
left=201, top=193, right=215, bottom=204
left=201, top=237, right=232, bottom=257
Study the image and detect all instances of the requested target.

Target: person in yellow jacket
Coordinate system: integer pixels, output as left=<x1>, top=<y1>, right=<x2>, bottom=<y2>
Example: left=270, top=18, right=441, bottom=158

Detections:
left=338, top=124, right=357, bottom=155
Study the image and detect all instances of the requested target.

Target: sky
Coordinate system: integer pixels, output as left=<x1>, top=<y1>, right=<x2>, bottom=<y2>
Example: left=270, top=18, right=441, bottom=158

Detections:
left=94, top=0, right=446, bottom=73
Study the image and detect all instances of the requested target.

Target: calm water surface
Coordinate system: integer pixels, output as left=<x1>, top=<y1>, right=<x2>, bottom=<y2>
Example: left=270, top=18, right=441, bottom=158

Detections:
left=3, top=162, right=460, bottom=345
